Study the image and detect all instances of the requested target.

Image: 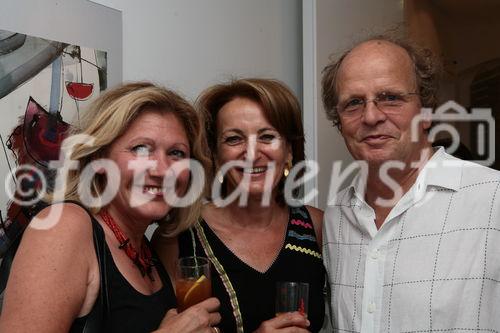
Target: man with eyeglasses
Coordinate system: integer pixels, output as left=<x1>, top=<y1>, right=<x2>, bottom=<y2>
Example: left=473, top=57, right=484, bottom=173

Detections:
left=321, top=36, right=500, bottom=332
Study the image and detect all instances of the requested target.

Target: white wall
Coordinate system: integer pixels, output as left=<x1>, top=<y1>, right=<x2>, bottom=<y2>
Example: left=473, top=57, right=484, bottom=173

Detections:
left=94, top=0, right=302, bottom=101
left=306, top=0, right=404, bottom=209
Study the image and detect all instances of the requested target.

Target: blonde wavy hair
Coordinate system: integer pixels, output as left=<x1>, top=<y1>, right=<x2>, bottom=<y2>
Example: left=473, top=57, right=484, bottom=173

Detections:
left=51, top=81, right=211, bottom=236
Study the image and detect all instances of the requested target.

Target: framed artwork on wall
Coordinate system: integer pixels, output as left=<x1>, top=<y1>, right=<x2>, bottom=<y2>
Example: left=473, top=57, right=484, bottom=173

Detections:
left=0, top=28, right=108, bottom=256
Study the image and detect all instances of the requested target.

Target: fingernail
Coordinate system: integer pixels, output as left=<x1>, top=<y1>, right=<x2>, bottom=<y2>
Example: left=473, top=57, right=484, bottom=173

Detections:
left=306, top=319, right=310, bottom=326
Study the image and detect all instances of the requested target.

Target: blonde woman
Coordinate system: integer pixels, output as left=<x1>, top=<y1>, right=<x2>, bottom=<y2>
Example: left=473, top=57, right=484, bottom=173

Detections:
left=0, top=82, right=220, bottom=333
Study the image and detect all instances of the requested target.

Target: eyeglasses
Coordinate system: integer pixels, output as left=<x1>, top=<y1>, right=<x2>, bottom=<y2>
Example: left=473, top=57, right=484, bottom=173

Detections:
left=336, top=92, right=419, bottom=117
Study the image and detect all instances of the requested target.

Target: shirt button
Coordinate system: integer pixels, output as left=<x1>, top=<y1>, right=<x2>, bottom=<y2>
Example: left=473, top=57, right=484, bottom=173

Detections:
left=371, top=249, right=379, bottom=260
left=367, top=302, right=376, bottom=313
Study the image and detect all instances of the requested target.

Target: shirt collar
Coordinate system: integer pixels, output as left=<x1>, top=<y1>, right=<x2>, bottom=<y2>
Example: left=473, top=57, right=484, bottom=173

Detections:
left=415, top=146, right=462, bottom=192
left=327, top=161, right=367, bottom=207
left=346, top=147, right=462, bottom=201
left=350, top=165, right=367, bottom=201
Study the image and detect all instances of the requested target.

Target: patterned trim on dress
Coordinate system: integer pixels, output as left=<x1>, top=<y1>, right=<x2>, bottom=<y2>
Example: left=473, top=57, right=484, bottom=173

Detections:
left=291, top=206, right=309, bottom=219
left=284, top=243, right=322, bottom=259
left=290, top=219, right=313, bottom=229
left=287, top=230, right=316, bottom=242
left=194, top=221, right=245, bottom=333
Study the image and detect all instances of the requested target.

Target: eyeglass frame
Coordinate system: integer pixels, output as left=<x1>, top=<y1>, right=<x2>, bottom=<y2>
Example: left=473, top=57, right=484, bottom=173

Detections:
left=335, top=91, right=419, bottom=117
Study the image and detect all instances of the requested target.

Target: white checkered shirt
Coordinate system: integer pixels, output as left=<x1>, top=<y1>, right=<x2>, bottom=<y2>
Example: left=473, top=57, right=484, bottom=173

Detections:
left=323, top=148, right=500, bottom=332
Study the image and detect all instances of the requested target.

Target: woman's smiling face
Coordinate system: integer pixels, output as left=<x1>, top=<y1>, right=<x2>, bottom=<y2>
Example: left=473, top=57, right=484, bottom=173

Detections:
left=216, top=97, right=291, bottom=199
left=106, top=110, right=191, bottom=223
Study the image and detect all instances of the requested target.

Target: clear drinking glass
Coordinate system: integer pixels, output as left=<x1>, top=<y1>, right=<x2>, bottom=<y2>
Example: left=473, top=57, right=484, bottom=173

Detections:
left=175, top=256, right=212, bottom=312
left=275, top=281, right=309, bottom=317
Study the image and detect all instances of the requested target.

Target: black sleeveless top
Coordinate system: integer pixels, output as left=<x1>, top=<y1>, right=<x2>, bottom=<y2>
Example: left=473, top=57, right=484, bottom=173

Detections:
left=178, top=206, right=325, bottom=333
left=70, top=210, right=176, bottom=333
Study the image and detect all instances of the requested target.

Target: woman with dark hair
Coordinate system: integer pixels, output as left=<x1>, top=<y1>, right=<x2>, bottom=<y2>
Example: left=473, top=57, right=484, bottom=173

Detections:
left=155, top=78, right=325, bottom=332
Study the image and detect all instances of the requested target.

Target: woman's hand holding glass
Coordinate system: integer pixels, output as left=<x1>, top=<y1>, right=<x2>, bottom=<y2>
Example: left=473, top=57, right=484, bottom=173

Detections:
left=253, top=312, right=310, bottom=333
left=153, top=297, right=221, bottom=333
left=252, top=281, right=310, bottom=332
left=175, top=256, right=212, bottom=311
left=153, top=256, right=220, bottom=333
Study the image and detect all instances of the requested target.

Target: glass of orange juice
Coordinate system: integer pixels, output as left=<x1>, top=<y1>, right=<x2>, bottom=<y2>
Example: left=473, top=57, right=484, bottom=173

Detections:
left=176, top=256, right=212, bottom=312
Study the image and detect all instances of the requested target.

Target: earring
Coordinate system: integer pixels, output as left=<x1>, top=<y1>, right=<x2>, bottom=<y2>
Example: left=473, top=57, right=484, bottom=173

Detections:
left=283, top=159, right=292, bottom=178
left=216, top=170, right=224, bottom=184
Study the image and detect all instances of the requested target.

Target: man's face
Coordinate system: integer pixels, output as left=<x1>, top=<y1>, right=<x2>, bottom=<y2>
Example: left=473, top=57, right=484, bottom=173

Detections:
left=336, top=40, right=431, bottom=167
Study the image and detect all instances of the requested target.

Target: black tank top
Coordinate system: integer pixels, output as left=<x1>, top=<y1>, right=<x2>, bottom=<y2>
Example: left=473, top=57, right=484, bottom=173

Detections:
left=70, top=212, right=176, bottom=333
left=178, top=206, right=325, bottom=332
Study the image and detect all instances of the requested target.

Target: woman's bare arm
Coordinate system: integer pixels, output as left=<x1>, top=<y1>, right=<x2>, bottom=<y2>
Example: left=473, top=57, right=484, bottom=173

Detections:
left=0, top=203, right=99, bottom=333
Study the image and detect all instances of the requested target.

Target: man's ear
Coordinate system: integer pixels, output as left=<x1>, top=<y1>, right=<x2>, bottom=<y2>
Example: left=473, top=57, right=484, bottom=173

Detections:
left=337, top=121, right=343, bottom=133
left=420, top=108, right=432, bottom=131
left=421, top=119, right=432, bottom=131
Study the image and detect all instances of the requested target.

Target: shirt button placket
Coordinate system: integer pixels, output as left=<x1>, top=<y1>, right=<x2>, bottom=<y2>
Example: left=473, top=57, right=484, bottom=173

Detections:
left=361, top=248, right=379, bottom=332
left=367, top=301, right=376, bottom=313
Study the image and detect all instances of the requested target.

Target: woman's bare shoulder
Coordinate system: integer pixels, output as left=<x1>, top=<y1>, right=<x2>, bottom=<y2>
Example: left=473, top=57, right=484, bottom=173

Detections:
left=304, top=205, right=324, bottom=225
left=27, top=202, right=94, bottom=238
left=0, top=202, right=97, bottom=331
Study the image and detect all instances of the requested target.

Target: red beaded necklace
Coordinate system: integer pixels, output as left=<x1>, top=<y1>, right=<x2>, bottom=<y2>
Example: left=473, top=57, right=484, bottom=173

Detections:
left=99, top=210, right=155, bottom=281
